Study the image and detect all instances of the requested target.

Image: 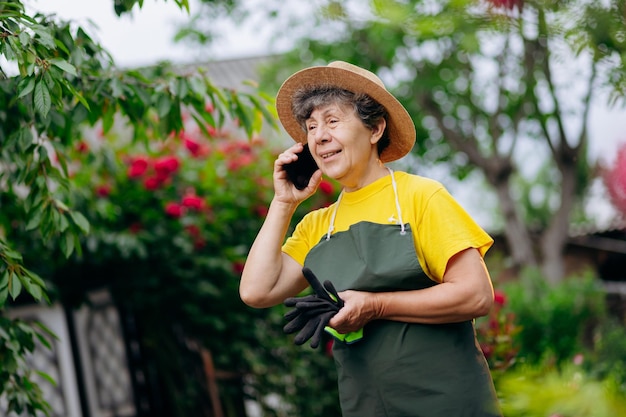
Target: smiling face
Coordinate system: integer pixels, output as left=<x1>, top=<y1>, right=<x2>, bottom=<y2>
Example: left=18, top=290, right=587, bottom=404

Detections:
left=305, top=102, right=386, bottom=191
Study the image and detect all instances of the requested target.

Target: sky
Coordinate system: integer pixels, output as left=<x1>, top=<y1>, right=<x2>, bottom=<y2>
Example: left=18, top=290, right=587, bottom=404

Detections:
left=31, top=0, right=280, bottom=66
left=26, top=0, right=626, bottom=225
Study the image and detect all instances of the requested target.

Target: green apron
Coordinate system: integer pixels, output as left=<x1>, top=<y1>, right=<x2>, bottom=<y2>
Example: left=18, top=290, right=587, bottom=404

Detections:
left=303, top=170, right=501, bottom=417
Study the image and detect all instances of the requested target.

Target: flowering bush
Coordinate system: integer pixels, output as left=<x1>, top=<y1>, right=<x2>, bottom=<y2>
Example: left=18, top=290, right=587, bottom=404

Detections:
left=601, top=141, right=626, bottom=216
left=475, top=288, right=521, bottom=373
left=12, top=110, right=341, bottom=415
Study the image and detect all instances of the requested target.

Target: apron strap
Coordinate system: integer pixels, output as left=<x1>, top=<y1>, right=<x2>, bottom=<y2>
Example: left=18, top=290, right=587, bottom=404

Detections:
left=325, top=168, right=406, bottom=240
left=387, top=168, right=406, bottom=235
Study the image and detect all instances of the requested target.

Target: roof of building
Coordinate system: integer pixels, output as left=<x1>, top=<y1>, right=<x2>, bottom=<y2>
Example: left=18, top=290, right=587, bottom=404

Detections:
left=182, top=54, right=278, bottom=91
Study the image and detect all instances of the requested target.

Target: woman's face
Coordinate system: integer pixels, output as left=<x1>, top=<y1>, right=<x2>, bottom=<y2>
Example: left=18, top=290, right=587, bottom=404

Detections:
left=305, top=102, right=384, bottom=190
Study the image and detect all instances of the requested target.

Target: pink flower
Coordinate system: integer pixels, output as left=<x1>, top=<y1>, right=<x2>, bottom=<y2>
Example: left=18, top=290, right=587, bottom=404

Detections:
left=182, top=194, right=205, bottom=211
left=573, top=353, right=584, bottom=366
left=165, top=202, right=184, bottom=218
left=184, top=138, right=201, bottom=156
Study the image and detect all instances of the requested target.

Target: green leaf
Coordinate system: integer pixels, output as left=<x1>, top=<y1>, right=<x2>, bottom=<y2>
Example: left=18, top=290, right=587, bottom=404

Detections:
left=31, top=24, right=56, bottom=49
left=0, top=286, right=7, bottom=308
left=9, top=273, right=22, bottom=300
left=49, top=58, right=77, bottom=76
left=60, top=232, right=75, bottom=258
left=53, top=199, right=69, bottom=212
left=35, top=370, right=57, bottom=387
left=17, top=76, right=36, bottom=98
left=58, top=213, right=69, bottom=232
left=33, top=321, right=58, bottom=341
left=34, top=80, right=52, bottom=118
left=25, top=281, right=42, bottom=301
left=0, top=270, right=9, bottom=288
left=2, top=248, right=24, bottom=262
left=69, top=210, right=90, bottom=234
left=156, top=93, right=172, bottom=117
left=62, top=79, right=90, bottom=111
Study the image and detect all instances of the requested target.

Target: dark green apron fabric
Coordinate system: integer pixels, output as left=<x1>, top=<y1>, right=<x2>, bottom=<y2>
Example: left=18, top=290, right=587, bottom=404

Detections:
left=304, top=222, right=501, bottom=417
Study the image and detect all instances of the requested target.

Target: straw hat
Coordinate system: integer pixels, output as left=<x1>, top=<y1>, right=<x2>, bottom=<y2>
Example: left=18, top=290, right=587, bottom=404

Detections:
left=275, top=61, right=416, bottom=163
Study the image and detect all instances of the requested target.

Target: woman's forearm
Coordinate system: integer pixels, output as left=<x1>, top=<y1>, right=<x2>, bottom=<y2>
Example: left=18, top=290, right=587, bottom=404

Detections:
left=239, top=198, right=299, bottom=308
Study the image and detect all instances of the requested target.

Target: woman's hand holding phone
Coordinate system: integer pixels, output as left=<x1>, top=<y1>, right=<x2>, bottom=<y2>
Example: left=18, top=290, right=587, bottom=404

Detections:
left=283, top=144, right=319, bottom=190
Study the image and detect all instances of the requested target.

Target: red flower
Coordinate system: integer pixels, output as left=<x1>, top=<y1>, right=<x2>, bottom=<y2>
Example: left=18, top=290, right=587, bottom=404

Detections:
left=129, top=222, right=142, bottom=234
left=182, top=194, right=205, bottom=211
left=494, top=290, right=507, bottom=306
left=319, top=180, right=334, bottom=195
left=602, top=143, right=626, bottom=215
left=185, top=224, right=201, bottom=237
left=232, top=261, right=245, bottom=275
left=75, top=141, right=89, bottom=153
left=184, top=138, right=201, bottom=156
left=325, top=339, right=334, bottom=357
left=487, top=0, right=523, bottom=10
left=227, top=154, right=255, bottom=171
left=165, top=202, right=183, bottom=218
left=128, top=156, right=149, bottom=178
left=143, top=177, right=161, bottom=191
left=254, top=205, right=269, bottom=218
left=154, top=155, right=180, bottom=176
left=480, top=343, right=494, bottom=359
left=96, top=184, right=112, bottom=197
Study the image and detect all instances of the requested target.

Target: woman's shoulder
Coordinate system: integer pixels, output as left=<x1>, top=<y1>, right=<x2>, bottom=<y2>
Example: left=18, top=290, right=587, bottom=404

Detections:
left=298, top=202, right=335, bottom=227
left=395, top=171, right=445, bottom=194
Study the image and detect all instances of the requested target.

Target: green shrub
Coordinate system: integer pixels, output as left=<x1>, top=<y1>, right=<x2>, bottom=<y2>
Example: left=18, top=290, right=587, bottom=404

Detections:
left=497, top=363, right=626, bottom=417
left=586, top=318, right=626, bottom=395
left=502, top=267, right=606, bottom=366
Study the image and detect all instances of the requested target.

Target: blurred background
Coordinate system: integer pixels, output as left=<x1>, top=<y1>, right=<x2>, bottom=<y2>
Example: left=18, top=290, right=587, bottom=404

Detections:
left=2, top=1, right=626, bottom=416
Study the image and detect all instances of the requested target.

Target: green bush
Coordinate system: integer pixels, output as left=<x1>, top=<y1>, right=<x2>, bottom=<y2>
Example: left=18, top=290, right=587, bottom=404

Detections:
left=501, top=267, right=606, bottom=366
left=586, top=318, right=626, bottom=395
left=497, top=362, right=626, bottom=417
left=5, top=111, right=341, bottom=415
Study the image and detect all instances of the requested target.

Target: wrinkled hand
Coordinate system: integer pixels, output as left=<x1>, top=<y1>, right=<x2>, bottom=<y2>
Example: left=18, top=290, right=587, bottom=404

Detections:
left=274, top=143, right=321, bottom=203
left=283, top=268, right=344, bottom=348
left=328, top=290, right=380, bottom=334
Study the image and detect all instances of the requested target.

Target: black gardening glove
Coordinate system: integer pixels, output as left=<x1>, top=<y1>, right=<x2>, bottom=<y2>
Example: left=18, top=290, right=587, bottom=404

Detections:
left=283, top=267, right=344, bottom=348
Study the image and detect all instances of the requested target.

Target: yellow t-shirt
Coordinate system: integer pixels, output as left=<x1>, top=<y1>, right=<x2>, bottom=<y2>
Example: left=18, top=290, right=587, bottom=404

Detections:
left=282, top=171, right=493, bottom=282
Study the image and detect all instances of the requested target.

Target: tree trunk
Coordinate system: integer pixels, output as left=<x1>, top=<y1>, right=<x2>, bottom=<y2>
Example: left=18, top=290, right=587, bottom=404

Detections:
left=539, top=152, right=578, bottom=284
left=489, top=167, right=538, bottom=271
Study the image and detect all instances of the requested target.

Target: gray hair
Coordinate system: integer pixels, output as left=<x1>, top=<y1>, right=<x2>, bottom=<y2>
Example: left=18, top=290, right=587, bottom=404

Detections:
left=291, top=86, right=390, bottom=156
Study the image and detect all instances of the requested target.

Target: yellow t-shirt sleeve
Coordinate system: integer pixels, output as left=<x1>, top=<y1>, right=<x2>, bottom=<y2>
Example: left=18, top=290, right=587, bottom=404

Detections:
left=282, top=208, right=330, bottom=266
left=414, top=187, right=493, bottom=282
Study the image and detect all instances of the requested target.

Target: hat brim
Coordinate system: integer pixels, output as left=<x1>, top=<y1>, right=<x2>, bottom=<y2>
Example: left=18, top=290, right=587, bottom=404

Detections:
left=276, top=65, right=415, bottom=163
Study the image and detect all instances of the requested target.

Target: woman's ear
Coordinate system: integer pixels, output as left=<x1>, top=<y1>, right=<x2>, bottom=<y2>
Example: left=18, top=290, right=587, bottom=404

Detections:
left=370, top=118, right=387, bottom=145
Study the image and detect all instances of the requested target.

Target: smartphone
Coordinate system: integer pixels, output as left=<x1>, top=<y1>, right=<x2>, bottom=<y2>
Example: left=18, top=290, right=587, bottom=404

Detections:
left=283, top=144, right=318, bottom=190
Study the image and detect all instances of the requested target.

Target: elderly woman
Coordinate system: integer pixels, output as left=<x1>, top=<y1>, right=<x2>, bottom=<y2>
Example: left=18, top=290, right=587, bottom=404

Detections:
left=240, top=61, right=502, bottom=417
